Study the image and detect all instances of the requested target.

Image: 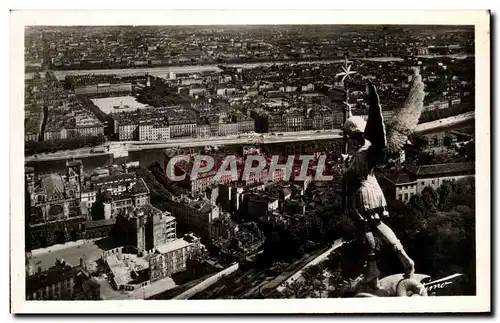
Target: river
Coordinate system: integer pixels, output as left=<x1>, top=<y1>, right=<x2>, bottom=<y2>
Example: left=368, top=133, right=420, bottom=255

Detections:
left=25, top=109, right=474, bottom=175
left=26, top=58, right=406, bottom=81
left=26, top=138, right=344, bottom=175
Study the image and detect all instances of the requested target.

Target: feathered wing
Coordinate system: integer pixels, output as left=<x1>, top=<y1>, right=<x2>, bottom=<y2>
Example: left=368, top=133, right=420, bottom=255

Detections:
left=385, top=72, right=426, bottom=155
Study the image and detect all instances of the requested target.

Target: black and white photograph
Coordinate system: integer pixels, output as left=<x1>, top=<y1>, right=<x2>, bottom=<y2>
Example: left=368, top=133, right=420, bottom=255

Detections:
left=9, top=10, right=490, bottom=314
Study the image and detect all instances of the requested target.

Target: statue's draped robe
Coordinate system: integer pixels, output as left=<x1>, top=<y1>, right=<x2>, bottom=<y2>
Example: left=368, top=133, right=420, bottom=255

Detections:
left=344, top=141, right=388, bottom=222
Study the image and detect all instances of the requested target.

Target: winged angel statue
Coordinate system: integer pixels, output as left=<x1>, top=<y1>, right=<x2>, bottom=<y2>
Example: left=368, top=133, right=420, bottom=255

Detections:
left=342, top=70, right=426, bottom=293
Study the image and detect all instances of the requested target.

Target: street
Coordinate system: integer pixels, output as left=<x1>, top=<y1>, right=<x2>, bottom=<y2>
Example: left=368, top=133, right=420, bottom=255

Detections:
left=192, top=242, right=344, bottom=299
left=276, top=239, right=344, bottom=293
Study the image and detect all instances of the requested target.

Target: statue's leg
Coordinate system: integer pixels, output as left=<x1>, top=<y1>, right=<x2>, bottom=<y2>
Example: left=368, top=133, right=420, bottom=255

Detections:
left=375, top=221, right=415, bottom=278
left=358, top=222, right=381, bottom=289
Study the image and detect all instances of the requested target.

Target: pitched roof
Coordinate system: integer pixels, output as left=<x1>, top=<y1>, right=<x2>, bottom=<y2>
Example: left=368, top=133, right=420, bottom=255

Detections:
left=91, top=173, right=135, bottom=186
left=40, top=174, right=65, bottom=200
left=381, top=170, right=416, bottom=185
left=156, top=238, right=191, bottom=254
left=187, top=199, right=216, bottom=214
left=407, top=162, right=475, bottom=177
left=85, top=218, right=116, bottom=229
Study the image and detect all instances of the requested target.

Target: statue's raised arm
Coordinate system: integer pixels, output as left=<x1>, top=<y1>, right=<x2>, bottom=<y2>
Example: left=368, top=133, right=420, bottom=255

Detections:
left=364, top=83, right=387, bottom=164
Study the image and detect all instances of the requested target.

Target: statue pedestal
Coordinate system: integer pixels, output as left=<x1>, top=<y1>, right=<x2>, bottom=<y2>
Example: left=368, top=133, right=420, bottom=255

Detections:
left=354, top=273, right=430, bottom=297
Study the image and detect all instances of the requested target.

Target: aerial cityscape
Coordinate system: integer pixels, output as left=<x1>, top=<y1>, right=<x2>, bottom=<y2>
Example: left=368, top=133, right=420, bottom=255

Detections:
left=23, top=25, right=476, bottom=301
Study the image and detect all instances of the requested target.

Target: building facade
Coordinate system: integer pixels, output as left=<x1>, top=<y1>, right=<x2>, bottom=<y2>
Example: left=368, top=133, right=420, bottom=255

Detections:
left=148, top=233, right=203, bottom=282
left=408, top=162, right=475, bottom=194
left=196, top=124, right=211, bottom=138
left=218, top=122, right=239, bottom=137
left=268, top=114, right=286, bottom=133
left=247, top=194, right=279, bottom=219
left=285, top=113, right=304, bottom=132
left=26, top=161, right=155, bottom=250
left=169, top=121, right=197, bottom=139
left=117, top=122, right=139, bottom=141
left=76, top=125, right=104, bottom=137
left=26, top=161, right=86, bottom=249
left=167, top=198, right=220, bottom=242
left=379, top=171, right=418, bottom=203
left=139, top=122, right=170, bottom=141
left=237, top=118, right=255, bottom=134
left=80, top=188, right=97, bottom=210
left=380, top=162, right=475, bottom=202
left=26, top=260, right=100, bottom=300
left=114, top=205, right=176, bottom=254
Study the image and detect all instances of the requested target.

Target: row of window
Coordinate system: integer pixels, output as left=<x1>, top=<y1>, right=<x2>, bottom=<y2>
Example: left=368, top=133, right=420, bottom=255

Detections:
left=398, top=178, right=459, bottom=201
left=113, top=199, right=133, bottom=207
left=82, top=196, right=96, bottom=202
left=95, top=179, right=133, bottom=186
left=31, top=279, right=72, bottom=300
left=398, top=192, right=415, bottom=202
left=420, top=180, right=436, bottom=186
left=400, top=178, right=459, bottom=191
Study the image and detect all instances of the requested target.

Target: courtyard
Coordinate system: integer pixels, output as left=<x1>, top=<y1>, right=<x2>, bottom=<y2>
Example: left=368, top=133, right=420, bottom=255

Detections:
left=91, top=96, right=152, bottom=114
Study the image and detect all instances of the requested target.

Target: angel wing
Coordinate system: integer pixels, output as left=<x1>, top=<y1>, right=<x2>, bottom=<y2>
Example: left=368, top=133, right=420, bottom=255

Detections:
left=385, top=72, right=426, bottom=155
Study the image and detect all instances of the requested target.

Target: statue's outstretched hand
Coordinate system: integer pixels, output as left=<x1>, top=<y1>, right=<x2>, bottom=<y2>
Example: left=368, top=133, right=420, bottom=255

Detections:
left=341, top=153, right=349, bottom=163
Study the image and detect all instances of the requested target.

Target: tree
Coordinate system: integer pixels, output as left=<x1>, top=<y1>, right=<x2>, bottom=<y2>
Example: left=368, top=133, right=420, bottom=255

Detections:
left=303, top=263, right=325, bottom=282
left=420, top=186, right=440, bottom=213
left=328, top=212, right=356, bottom=241
left=437, top=181, right=453, bottom=210
left=280, top=263, right=336, bottom=299
left=305, top=214, right=326, bottom=244
left=382, top=178, right=476, bottom=295
left=281, top=280, right=309, bottom=298
left=272, top=261, right=286, bottom=273
left=135, top=166, right=172, bottom=211
left=443, top=135, right=454, bottom=147
left=25, top=135, right=106, bottom=156
left=90, top=193, right=105, bottom=221
left=462, top=141, right=475, bottom=161
left=262, top=231, right=283, bottom=264
left=288, top=224, right=306, bottom=256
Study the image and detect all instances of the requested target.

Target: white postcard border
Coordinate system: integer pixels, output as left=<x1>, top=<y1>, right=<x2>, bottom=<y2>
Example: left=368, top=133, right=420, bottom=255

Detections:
left=10, top=9, right=491, bottom=314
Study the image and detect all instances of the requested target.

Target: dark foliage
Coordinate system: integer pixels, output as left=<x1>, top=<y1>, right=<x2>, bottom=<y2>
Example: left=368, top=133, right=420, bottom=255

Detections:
left=135, top=165, right=173, bottom=211
left=136, top=85, right=190, bottom=107
left=383, top=177, right=476, bottom=294
left=25, top=134, right=106, bottom=156
left=269, top=177, right=476, bottom=296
